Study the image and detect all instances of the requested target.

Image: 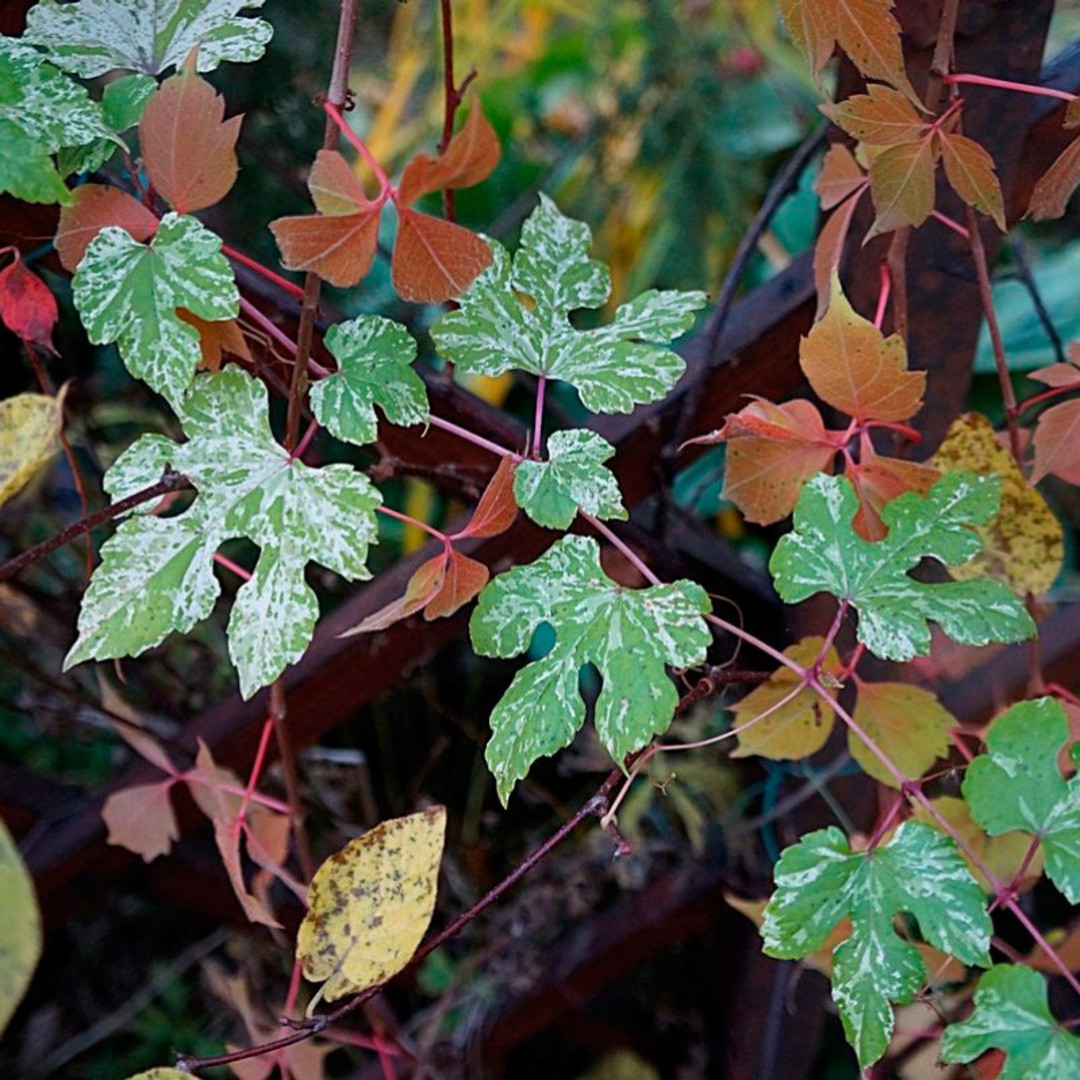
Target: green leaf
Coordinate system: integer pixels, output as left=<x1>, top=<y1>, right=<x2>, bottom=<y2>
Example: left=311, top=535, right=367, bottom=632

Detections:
left=59, top=73, right=157, bottom=177
left=72, top=213, right=238, bottom=406
left=513, top=429, right=626, bottom=529
left=0, top=120, right=71, bottom=204
left=769, top=472, right=1036, bottom=661
left=25, top=0, right=274, bottom=77
left=311, top=315, right=428, bottom=447
left=470, top=534, right=711, bottom=804
left=65, top=368, right=382, bottom=699
left=942, top=965, right=1080, bottom=1078
left=432, top=194, right=705, bottom=414
left=762, top=822, right=990, bottom=1068
left=962, top=697, right=1080, bottom=903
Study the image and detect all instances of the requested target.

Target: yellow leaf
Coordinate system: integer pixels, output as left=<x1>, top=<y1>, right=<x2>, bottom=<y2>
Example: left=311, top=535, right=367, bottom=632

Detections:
left=0, top=817, right=40, bottom=1037
left=123, top=1071, right=193, bottom=1080
left=730, top=637, right=842, bottom=760
left=0, top=390, right=65, bottom=507
left=297, top=806, right=446, bottom=1011
left=931, top=412, right=1063, bottom=595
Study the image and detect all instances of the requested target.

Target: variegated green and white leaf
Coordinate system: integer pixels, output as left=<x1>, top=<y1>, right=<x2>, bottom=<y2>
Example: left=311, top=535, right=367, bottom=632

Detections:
left=25, top=0, right=273, bottom=78
left=0, top=121, right=70, bottom=204
left=73, top=214, right=238, bottom=407
left=513, top=429, right=626, bottom=529
left=470, top=535, right=711, bottom=803
left=66, top=368, right=382, bottom=698
left=770, top=472, right=1036, bottom=661
left=963, top=698, right=1080, bottom=904
left=432, top=194, right=705, bottom=415
left=763, top=822, right=991, bottom=1068
left=59, top=73, right=156, bottom=176
left=311, top=315, right=428, bottom=447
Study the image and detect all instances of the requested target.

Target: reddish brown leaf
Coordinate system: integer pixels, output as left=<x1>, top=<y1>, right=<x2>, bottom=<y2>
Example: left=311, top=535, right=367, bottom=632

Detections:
left=848, top=447, right=939, bottom=540
left=342, top=553, right=445, bottom=636
left=101, top=780, right=179, bottom=862
left=716, top=397, right=837, bottom=524
left=1028, top=361, right=1080, bottom=388
left=398, top=103, right=501, bottom=205
left=424, top=549, right=489, bottom=620
left=937, top=131, right=1005, bottom=230
left=1027, top=135, right=1080, bottom=221
left=306, top=148, right=377, bottom=214
left=176, top=309, right=252, bottom=372
left=814, top=144, right=868, bottom=211
left=812, top=187, right=865, bottom=319
left=54, top=183, right=159, bottom=272
left=1066, top=98, right=1080, bottom=131
left=457, top=455, right=518, bottom=539
left=821, top=85, right=924, bottom=147
left=866, top=136, right=937, bottom=238
left=801, top=274, right=925, bottom=423
left=139, top=56, right=242, bottom=213
left=0, top=253, right=58, bottom=352
left=392, top=206, right=493, bottom=304
left=1032, top=397, right=1080, bottom=484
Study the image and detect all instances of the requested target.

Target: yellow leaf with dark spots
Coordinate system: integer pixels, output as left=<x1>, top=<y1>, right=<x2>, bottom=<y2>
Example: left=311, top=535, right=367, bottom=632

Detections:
left=0, top=390, right=65, bottom=507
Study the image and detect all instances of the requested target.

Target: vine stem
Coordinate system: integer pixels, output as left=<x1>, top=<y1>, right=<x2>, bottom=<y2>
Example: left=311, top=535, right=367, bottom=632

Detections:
left=437, top=0, right=475, bottom=223
left=943, top=72, right=1079, bottom=103
left=425, top=414, right=518, bottom=458
left=323, top=101, right=393, bottom=195
left=0, top=470, right=190, bottom=585
left=376, top=504, right=449, bottom=544
left=1017, top=381, right=1080, bottom=416
left=222, top=244, right=305, bottom=299
left=270, top=679, right=315, bottom=883
left=531, top=373, right=547, bottom=457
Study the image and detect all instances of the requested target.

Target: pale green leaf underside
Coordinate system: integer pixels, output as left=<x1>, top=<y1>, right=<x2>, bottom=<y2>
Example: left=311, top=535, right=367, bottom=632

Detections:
left=431, top=194, right=705, bottom=415
left=73, top=213, right=238, bottom=407
left=762, top=822, right=990, bottom=1068
left=65, top=368, right=382, bottom=699
left=25, top=0, right=273, bottom=77
left=942, top=965, right=1080, bottom=1078
left=513, top=429, right=626, bottom=529
left=769, top=472, right=1036, bottom=661
left=963, top=697, right=1080, bottom=903
left=470, top=534, right=711, bottom=803
left=311, top=315, right=428, bottom=447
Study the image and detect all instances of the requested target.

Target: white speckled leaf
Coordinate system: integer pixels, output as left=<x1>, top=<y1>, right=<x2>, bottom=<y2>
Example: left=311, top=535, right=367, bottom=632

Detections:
left=311, top=315, right=428, bottom=447
left=432, top=194, right=705, bottom=415
left=470, top=535, right=711, bottom=804
left=25, top=0, right=273, bottom=77
left=963, top=697, right=1080, bottom=904
left=513, top=429, right=626, bottom=529
left=769, top=472, right=1036, bottom=661
left=72, top=213, right=238, bottom=406
left=942, top=965, right=1080, bottom=1078
left=66, top=368, right=382, bottom=698
left=763, top=822, right=990, bottom=1068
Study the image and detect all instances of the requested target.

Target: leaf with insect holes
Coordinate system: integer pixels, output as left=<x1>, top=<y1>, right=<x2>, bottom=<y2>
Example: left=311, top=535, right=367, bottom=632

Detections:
left=25, top=0, right=273, bottom=77
left=963, top=697, right=1080, bottom=904
left=471, top=535, right=711, bottom=804
left=730, top=637, right=842, bottom=761
left=937, top=131, right=1005, bottom=230
left=433, top=195, right=705, bottom=414
left=139, top=54, right=242, bottom=213
left=866, top=136, right=937, bottom=238
left=821, top=85, right=924, bottom=147
left=55, top=184, right=160, bottom=272
left=269, top=149, right=381, bottom=288
left=942, top=965, right=1080, bottom=1078
left=64, top=368, right=381, bottom=700
left=932, top=412, right=1062, bottom=595
left=398, top=104, right=501, bottom=205
left=0, top=817, right=40, bottom=1038
left=297, top=807, right=446, bottom=1009
left=770, top=472, right=1036, bottom=661
left=311, top=315, right=428, bottom=446
left=801, top=275, right=925, bottom=423
left=763, top=821, right=990, bottom=1068
left=778, top=0, right=919, bottom=104
left=0, top=392, right=65, bottom=508
left=1032, top=398, right=1080, bottom=486
left=72, top=213, right=238, bottom=406
left=1028, top=136, right=1080, bottom=221
left=513, top=429, right=626, bottom=529
left=0, top=254, right=58, bottom=351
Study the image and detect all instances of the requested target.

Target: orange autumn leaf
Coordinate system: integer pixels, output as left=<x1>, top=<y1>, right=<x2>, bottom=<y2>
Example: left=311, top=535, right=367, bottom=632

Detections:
left=101, top=779, right=180, bottom=862
left=391, top=206, right=493, bottom=304
left=936, top=131, right=1005, bottom=230
left=1032, top=397, right=1080, bottom=485
left=455, top=455, right=518, bottom=539
left=139, top=54, right=242, bottom=214
left=814, top=144, right=868, bottom=211
left=1027, top=135, right=1080, bottom=221
left=398, top=103, right=501, bottom=205
left=176, top=309, right=252, bottom=371
left=812, top=185, right=866, bottom=319
left=422, top=548, right=489, bottom=620
left=801, top=274, right=926, bottom=423
left=866, top=136, right=937, bottom=238
left=270, top=149, right=381, bottom=288
left=54, top=183, right=159, bottom=272
left=848, top=447, right=938, bottom=540
left=821, top=85, right=925, bottom=147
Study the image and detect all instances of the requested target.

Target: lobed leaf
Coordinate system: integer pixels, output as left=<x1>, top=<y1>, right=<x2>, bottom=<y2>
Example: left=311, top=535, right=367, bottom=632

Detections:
left=821, top=85, right=924, bottom=147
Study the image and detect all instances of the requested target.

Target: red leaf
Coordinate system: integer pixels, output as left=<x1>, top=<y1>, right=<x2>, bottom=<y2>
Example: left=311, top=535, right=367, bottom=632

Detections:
left=457, top=455, right=518, bottom=539
left=0, top=252, right=58, bottom=351
left=391, top=206, right=493, bottom=304
left=1027, top=135, right=1080, bottom=222
left=398, top=103, right=501, bottom=205
left=176, top=309, right=252, bottom=371
left=139, top=54, right=242, bottom=213
left=1032, top=398, right=1080, bottom=484
left=424, top=549, right=489, bottom=620
left=54, top=183, right=159, bottom=272
left=102, top=779, right=179, bottom=862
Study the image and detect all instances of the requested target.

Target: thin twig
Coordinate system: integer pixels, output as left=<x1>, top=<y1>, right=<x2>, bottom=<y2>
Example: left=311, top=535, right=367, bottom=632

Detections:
left=1007, top=236, right=1066, bottom=365
left=270, top=680, right=315, bottom=884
